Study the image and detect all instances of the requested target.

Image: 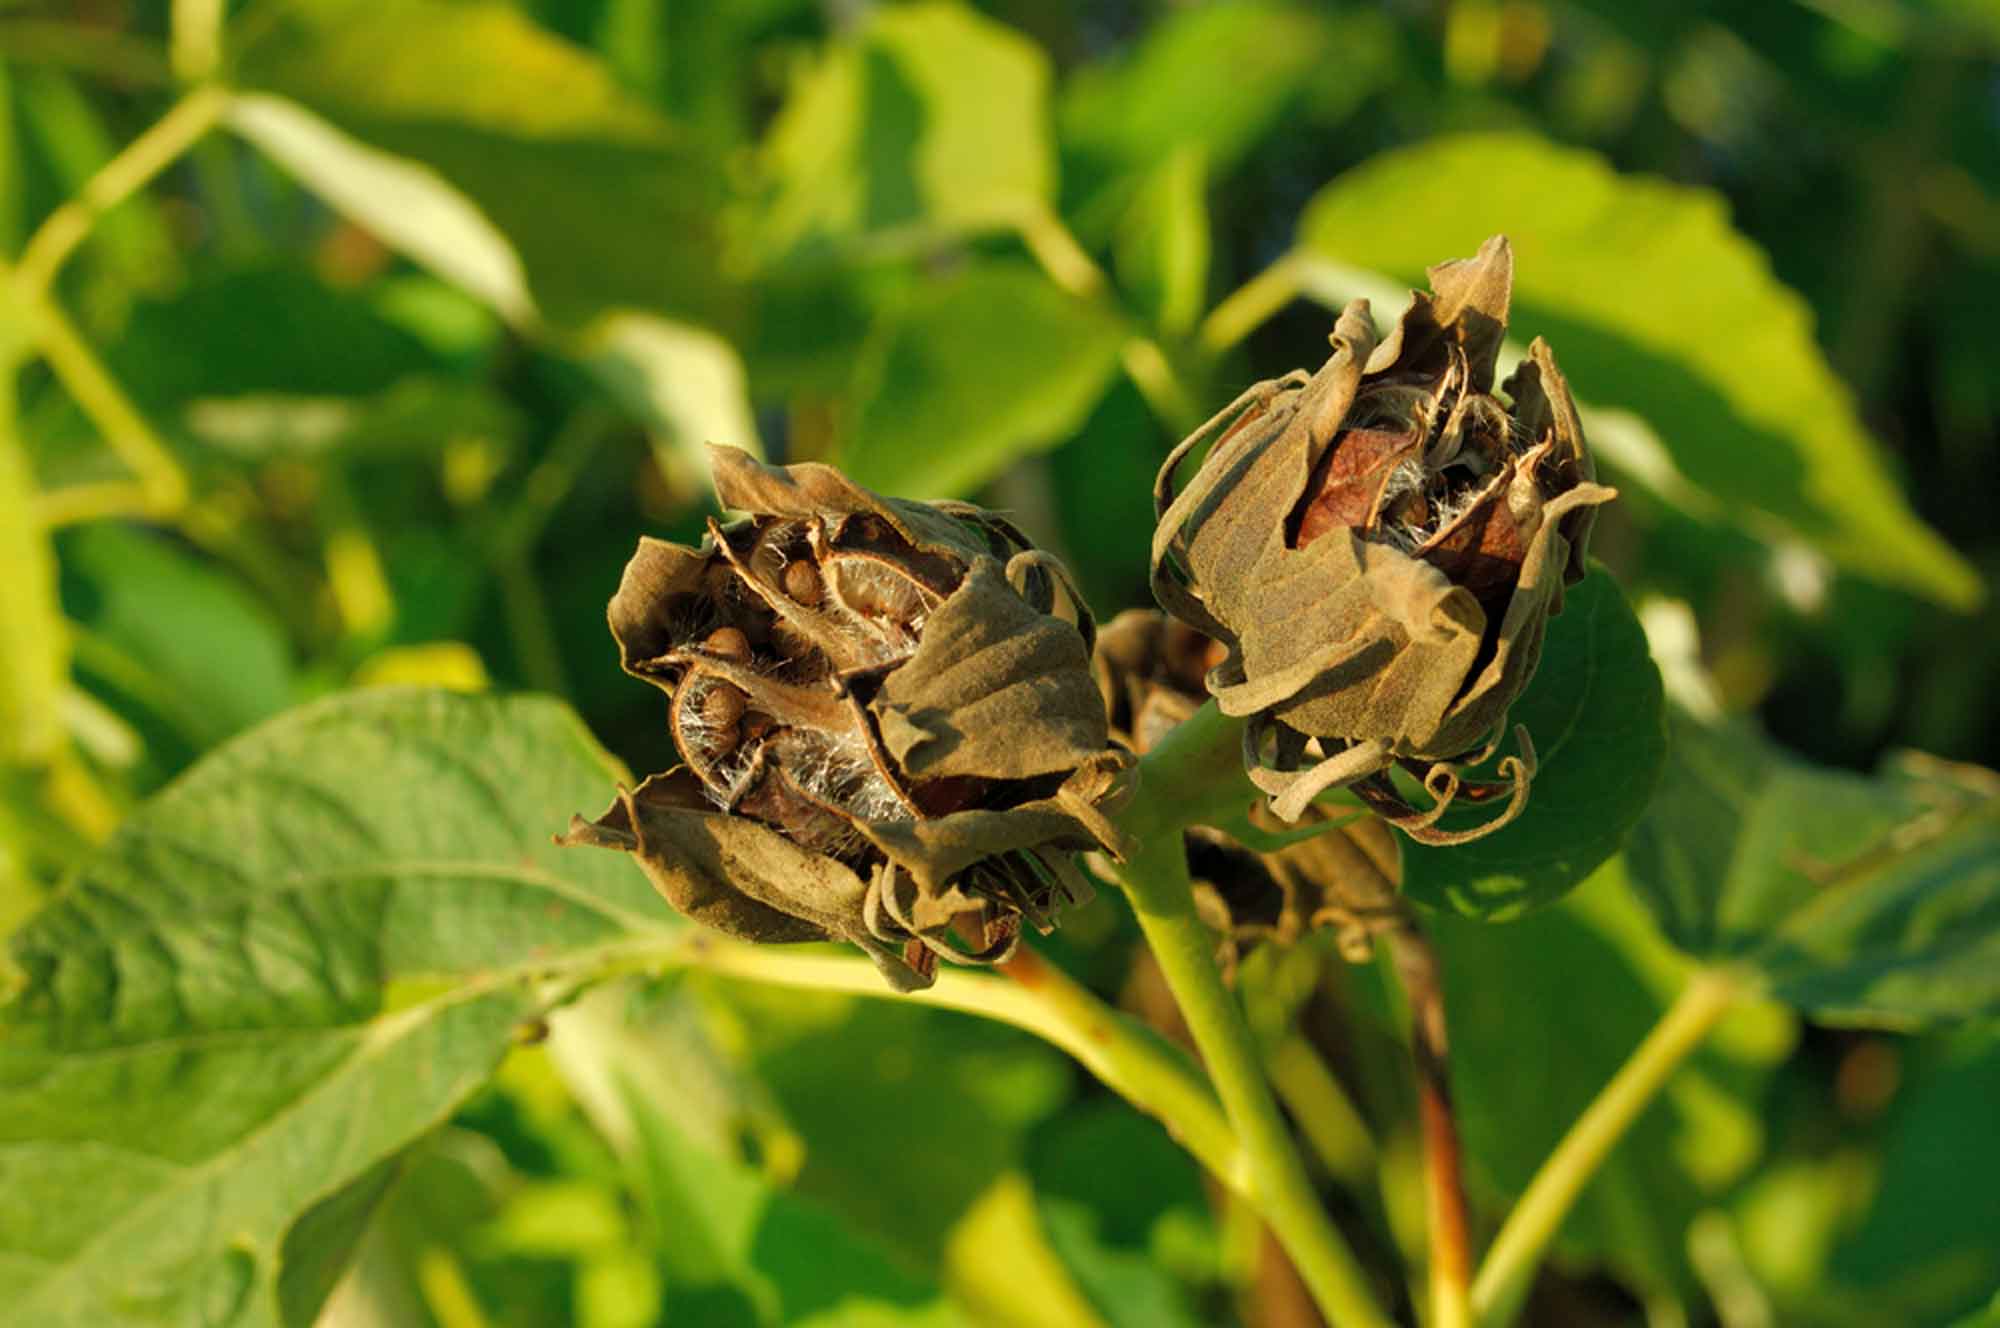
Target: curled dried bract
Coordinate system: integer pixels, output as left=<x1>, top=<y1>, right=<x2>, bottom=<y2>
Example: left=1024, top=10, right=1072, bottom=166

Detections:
left=1150, top=235, right=1614, bottom=840
left=561, top=446, right=1131, bottom=991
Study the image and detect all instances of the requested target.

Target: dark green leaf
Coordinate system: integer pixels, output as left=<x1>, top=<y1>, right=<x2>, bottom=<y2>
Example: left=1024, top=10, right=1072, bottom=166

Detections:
left=1401, top=568, right=1666, bottom=919
left=235, top=0, right=732, bottom=329
left=1626, top=714, right=2000, bottom=1027
left=1295, top=132, right=1981, bottom=609
left=838, top=262, right=1125, bottom=499
left=0, top=690, right=673, bottom=1327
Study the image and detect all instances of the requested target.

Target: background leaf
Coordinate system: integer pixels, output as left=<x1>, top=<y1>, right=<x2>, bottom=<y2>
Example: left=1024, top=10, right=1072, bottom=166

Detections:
left=1626, top=713, right=2000, bottom=1026
left=1295, top=131, right=1981, bottom=609
left=837, top=261, right=1125, bottom=499
left=0, top=690, right=671, bottom=1328
left=1400, top=568, right=1667, bottom=919
left=235, top=0, right=732, bottom=329
left=1435, top=862, right=1795, bottom=1302
left=756, top=2, right=1054, bottom=255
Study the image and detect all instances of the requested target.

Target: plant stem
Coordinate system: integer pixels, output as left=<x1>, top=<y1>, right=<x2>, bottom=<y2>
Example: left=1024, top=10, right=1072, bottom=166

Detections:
left=1118, top=697, right=1256, bottom=842
left=14, top=82, right=227, bottom=297
left=1200, top=250, right=1304, bottom=354
left=1112, top=834, right=1392, bottom=1328
left=1380, top=924, right=1473, bottom=1328
left=1471, top=967, right=1745, bottom=1327
left=681, top=934, right=1245, bottom=1193
left=1016, top=203, right=1107, bottom=299
left=13, top=284, right=189, bottom=514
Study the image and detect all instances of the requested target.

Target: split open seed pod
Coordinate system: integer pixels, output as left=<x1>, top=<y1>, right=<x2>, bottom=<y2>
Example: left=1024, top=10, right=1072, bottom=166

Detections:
left=561, top=446, right=1132, bottom=991
left=1150, top=236, right=1615, bottom=840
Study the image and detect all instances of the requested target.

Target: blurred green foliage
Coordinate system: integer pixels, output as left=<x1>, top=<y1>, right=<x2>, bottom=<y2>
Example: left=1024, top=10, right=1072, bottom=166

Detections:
left=3, top=0, right=2000, bottom=1325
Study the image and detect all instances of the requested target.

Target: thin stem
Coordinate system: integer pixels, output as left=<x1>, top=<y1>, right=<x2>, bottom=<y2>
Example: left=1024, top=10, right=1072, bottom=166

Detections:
left=1266, top=1033, right=1376, bottom=1188
left=170, top=0, right=226, bottom=84
left=1200, top=250, right=1304, bottom=354
left=35, top=480, right=156, bottom=528
left=1472, top=967, right=1745, bottom=1327
left=683, top=935, right=1245, bottom=1193
left=1120, top=337, right=1200, bottom=433
left=1113, top=834, right=1392, bottom=1328
left=15, top=284, right=189, bottom=513
left=1383, top=926, right=1473, bottom=1328
left=1016, top=203, right=1107, bottom=299
left=14, top=82, right=227, bottom=298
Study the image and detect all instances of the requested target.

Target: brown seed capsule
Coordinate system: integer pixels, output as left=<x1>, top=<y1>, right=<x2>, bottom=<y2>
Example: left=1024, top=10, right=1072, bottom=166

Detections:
left=566, top=445, right=1133, bottom=992
left=1151, top=235, right=1615, bottom=840
left=782, top=559, right=823, bottom=606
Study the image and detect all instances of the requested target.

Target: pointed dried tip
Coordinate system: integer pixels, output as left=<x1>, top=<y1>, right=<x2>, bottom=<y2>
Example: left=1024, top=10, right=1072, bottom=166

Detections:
left=1425, top=233, right=1514, bottom=337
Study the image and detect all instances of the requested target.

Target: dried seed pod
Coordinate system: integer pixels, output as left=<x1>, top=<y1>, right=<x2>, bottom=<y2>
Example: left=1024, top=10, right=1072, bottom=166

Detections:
left=1151, top=236, right=1615, bottom=841
left=562, top=445, right=1132, bottom=991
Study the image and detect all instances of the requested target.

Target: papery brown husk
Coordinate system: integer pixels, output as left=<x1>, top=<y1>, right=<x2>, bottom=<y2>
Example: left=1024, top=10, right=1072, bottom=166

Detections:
left=1150, top=236, right=1615, bottom=835
left=563, top=446, right=1130, bottom=991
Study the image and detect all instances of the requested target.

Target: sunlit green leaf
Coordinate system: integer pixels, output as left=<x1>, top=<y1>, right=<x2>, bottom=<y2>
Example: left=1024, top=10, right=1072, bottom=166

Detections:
left=1295, top=131, right=1982, bottom=609
left=1626, top=713, right=2000, bottom=1027
left=756, top=1, right=1053, bottom=256
left=235, top=0, right=732, bottom=329
left=838, top=261, right=1125, bottom=499
left=0, top=690, right=673, bottom=1328
left=1401, top=568, right=1666, bottom=920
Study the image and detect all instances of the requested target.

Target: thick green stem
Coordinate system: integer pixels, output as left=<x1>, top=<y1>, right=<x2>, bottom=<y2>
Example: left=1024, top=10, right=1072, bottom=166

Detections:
left=1112, top=834, right=1391, bottom=1328
left=1471, top=967, right=1744, bottom=1327
left=680, top=934, right=1244, bottom=1193
left=1118, top=698, right=1256, bottom=843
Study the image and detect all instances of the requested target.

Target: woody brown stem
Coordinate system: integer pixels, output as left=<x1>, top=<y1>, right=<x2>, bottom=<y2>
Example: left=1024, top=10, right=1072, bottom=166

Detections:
left=1387, top=926, right=1474, bottom=1328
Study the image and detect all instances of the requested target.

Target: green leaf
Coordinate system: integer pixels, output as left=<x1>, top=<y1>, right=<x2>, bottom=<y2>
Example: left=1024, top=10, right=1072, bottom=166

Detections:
left=1058, top=3, right=1385, bottom=230
left=1400, top=568, right=1667, bottom=920
left=1435, top=862, right=1793, bottom=1299
left=1295, top=131, right=1982, bottom=609
left=1112, top=148, right=1210, bottom=339
left=1625, top=713, right=2000, bottom=1027
left=1831, top=1036, right=2000, bottom=1323
left=1026, top=1105, right=1215, bottom=1328
left=756, top=2, right=1054, bottom=256
left=713, top=980, right=1071, bottom=1270
left=837, top=262, right=1125, bottom=499
left=234, top=0, right=731, bottom=330
left=0, top=690, right=674, bottom=1328
left=58, top=524, right=294, bottom=751
left=0, top=368, right=64, bottom=765
left=622, top=1086, right=966, bottom=1325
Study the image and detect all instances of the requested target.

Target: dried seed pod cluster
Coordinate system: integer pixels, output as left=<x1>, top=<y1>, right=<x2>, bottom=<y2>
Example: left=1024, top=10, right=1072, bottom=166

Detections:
left=563, top=446, right=1130, bottom=991
left=1151, top=236, right=1614, bottom=840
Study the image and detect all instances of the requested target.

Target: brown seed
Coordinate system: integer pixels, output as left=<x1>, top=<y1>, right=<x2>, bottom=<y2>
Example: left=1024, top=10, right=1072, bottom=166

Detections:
left=782, top=559, right=823, bottom=606
left=703, top=626, right=752, bottom=662
left=703, top=683, right=747, bottom=731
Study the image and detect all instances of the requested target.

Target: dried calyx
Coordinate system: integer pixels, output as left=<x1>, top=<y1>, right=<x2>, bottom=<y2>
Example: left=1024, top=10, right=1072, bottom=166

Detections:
left=1150, top=235, right=1615, bottom=841
left=562, top=446, right=1130, bottom=991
